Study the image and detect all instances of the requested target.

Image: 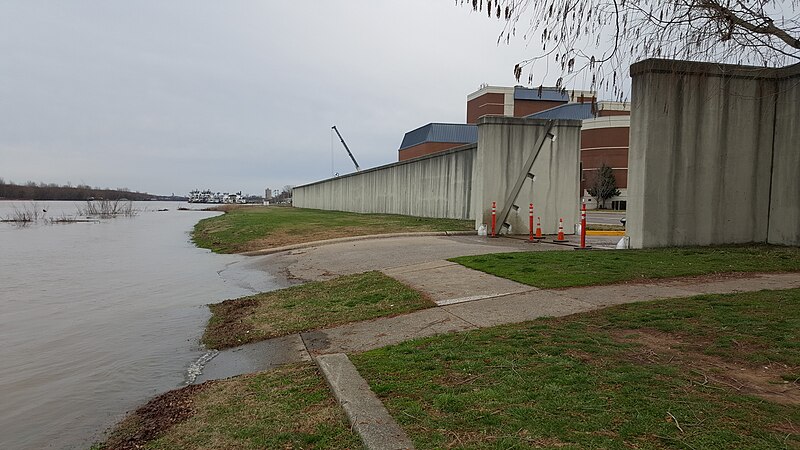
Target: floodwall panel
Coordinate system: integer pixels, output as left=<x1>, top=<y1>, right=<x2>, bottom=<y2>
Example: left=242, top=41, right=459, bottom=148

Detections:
left=475, top=117, right=582, bottom=234
left=292, top=146, right=476, bottom=221
left=629, top=59, right=798, bottom=248
left=770, top=72, right=800, bottom=246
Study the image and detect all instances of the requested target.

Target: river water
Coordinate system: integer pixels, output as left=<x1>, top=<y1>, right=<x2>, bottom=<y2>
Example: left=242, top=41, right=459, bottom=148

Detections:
left=0, top=201, right=281, bottom=449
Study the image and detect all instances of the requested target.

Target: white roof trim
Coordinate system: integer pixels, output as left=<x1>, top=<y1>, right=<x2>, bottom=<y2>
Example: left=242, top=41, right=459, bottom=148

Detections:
left=582, top=116, right=631, bottom=130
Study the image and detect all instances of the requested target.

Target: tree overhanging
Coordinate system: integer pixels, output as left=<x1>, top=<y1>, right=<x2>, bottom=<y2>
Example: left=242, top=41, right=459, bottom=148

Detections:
left=460, top=0, right=800, bottom=98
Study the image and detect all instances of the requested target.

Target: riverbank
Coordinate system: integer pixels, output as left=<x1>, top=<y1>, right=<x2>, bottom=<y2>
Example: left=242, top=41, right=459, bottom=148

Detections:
left=191, top=205, right=474, bottom=253
left=96, top=236, right=799, bottom=448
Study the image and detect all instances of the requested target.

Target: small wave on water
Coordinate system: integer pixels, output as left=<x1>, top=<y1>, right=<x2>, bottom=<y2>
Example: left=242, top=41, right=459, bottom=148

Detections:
left=185, top=350, right=219, bottom=384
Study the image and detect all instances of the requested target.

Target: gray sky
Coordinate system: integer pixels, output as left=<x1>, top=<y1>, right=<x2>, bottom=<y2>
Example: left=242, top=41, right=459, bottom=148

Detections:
left=0, top=1, right=565, bottom=196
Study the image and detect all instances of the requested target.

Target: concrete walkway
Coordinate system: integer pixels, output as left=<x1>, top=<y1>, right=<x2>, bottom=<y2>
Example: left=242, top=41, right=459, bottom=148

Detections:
left=302, top=270, right=800, bottom=355
left=302, top=267, right=799, bottom=449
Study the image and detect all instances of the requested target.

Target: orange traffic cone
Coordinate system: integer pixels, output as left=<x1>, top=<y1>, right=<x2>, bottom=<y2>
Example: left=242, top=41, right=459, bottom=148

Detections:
left=535, top=217, right=543, bottom=240
left=553, top=218, right=569, bottom=243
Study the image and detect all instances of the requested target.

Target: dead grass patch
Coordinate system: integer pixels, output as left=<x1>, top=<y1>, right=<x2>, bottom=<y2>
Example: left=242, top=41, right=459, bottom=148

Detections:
left=613, top=328, right=800, bottom=405
left=203, top=297, right=261, bottom=349
left=102, top=383, right=211, bottom=450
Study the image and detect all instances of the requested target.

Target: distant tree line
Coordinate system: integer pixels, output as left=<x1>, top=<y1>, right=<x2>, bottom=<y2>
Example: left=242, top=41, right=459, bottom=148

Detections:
left=0, top=178, right=152, bottom=201
left=271, top=185, right=293, bottom=203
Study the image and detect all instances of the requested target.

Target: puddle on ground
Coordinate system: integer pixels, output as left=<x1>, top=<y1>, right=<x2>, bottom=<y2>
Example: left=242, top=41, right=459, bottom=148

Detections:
left=192, top=335, right=310, bottom=384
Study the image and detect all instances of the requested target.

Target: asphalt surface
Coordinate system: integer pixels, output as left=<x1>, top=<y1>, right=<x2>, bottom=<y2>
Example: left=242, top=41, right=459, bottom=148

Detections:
left=250, top=234, right=621, bottom=283
left=586, top=211, right=626, bottom=225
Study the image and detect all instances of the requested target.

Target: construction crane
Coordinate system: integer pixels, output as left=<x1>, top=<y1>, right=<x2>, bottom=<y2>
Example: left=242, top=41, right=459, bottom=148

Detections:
left=331, top=125, right=360, bottom=171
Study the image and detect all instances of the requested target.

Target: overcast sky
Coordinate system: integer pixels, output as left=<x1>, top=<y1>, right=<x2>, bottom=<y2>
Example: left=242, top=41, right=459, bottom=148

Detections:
left=0, top=1, right=588, bottom=196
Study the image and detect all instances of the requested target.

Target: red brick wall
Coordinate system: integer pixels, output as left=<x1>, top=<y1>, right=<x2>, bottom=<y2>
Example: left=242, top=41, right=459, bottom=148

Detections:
left=399, top=142, right=468, bottom=161
left=580, top=126, right=630, bottom=190
left=466, top=93, right=505, bottom=124
left=582, top=127, right=630, bottom=148
left=598, top=109, right=631, bottom=117
left=513, top=99, right=567, bottom=117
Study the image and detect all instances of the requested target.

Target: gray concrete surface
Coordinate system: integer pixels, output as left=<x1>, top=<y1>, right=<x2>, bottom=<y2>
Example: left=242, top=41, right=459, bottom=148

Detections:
left=250, top=235, right=540, bottom=283
left=628, top=59, right=800, bottom=248
left=655, top=272, right=800, bottom=295
left=441, top=290, right=595, bottom=328
left=556, top=283, right=701, bottom=308
left=249, top=234, right=620, bottom=285
left=293, top=144, right=477, bottom=221
left=241, top=231, right=475, bottom=257
left=770, top=69, right=800, bottom=246
left=475, top=116, right=582, bottom=235
left=194, top=334, right=310, bottom=384
left=302, top=308, right=475, bottom=355
left=315, top=353, right=414, bottom=450
left=383, top=260, right=535, bottom=306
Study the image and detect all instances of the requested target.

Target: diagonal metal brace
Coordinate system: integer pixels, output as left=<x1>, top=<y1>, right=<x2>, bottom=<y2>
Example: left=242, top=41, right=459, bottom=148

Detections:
left=496, top=120, right=555, bottom=233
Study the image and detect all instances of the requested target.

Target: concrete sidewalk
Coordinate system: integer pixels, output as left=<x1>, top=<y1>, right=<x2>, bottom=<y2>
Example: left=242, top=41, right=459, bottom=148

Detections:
left=302, top=270, right=800, bottom=355
left=303, top=266, right=798, bottom=449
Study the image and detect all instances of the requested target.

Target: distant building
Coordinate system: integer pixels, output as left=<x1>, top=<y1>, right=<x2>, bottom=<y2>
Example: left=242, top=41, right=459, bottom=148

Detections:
left=466, top=85, right=595, bottom=123
left=397, top=85, right=630, bottom=210
left=398, top=123, right=477, bottom=161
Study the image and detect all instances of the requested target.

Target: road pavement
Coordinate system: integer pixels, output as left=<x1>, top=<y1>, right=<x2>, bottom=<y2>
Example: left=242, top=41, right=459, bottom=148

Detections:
left=586, top=210, right=626, bottom=225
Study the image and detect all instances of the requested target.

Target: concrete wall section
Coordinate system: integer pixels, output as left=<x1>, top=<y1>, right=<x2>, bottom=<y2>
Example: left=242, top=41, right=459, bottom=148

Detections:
left=629, top=59, right=798, bottom=248
left=293, top=145, right=477, bottom=220
left=475, top=116, right=582, bottom=235
left=769, top=68, right=800, bottom=245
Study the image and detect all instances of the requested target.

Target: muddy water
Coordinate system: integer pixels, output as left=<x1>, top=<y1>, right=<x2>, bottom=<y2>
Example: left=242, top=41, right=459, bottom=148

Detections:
left=0, top=201, right=283, bottom=449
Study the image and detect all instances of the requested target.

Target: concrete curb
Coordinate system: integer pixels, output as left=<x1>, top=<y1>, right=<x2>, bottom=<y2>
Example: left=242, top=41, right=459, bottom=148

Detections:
left=241, top=231, right=476, bottom=256
left=314, top=353, right=414, bottom=450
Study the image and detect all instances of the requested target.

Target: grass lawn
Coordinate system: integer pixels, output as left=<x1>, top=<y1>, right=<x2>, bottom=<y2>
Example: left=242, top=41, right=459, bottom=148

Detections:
left=586, top=223, right=625, bottom=231
left=451, top=245, right=800, bottom=289
left=192, top=205, right=473, bottom=253
left=351, top=289, right=800, bottom=449
left=203, top=271, right=434, bottom=350
left=98, top=363, right=362, bottom=450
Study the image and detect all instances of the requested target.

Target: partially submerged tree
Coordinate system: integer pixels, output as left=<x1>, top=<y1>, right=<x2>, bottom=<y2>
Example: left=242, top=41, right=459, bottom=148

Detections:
left=460, top=0, right=800, bottom=98
left=588, top=163, right=621, bottom=209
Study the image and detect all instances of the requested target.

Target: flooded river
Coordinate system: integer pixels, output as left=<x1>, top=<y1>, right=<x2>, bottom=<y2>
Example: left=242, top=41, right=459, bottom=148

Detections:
left=0, top=201, right=281, bottom=449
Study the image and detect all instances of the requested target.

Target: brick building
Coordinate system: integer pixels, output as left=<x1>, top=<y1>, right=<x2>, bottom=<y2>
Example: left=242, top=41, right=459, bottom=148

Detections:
left=398, top=85, right=630, bottom=209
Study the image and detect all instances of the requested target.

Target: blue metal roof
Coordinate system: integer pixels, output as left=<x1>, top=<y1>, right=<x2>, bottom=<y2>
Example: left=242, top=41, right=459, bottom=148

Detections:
left=514, top=86, right=570, bottom=102
left=399, top=123, right=478, bottom=150
left=526, top=102, right=595, bottom=120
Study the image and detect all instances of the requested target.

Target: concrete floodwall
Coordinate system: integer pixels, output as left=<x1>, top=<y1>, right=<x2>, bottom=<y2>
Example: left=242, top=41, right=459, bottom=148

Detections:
left=475, top=116, right=582, bottom=234
left=293, top=145, right=477, bottom=220
left=293, top=117, right=582, bottom=233
left=628, top=59, right=800, bottom=248
left=770, top=70, right=800, bottom=245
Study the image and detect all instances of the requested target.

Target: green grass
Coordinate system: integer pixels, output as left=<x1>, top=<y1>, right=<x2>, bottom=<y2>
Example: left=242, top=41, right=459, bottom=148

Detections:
left=451, top=245, right=800, bottom=289
left=192, top=205, right=473, bottom=253
left=351, top=289, right=800, bottom=449
left=203, top=271, right=434, bottom=349
left=586, top=223, right=625, bottom=231
left=99, top=363, right=362, bottom=450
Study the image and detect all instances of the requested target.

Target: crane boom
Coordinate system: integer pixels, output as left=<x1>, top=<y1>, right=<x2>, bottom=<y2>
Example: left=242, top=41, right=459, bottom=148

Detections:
left=331, top=125, right=360, bottom=171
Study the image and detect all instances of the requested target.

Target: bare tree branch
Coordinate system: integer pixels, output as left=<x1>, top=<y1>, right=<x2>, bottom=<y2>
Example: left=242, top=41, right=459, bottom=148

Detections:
left=460, top=0, right=800, bottom=96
